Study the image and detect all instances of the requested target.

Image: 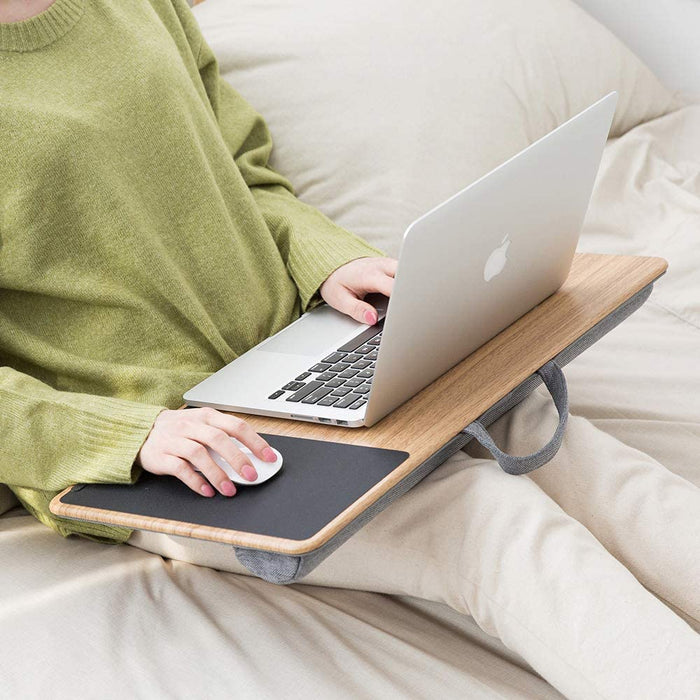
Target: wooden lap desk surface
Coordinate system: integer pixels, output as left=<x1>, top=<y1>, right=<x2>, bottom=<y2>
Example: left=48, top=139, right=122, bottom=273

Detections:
left=51, top=253, right=667, bottom=555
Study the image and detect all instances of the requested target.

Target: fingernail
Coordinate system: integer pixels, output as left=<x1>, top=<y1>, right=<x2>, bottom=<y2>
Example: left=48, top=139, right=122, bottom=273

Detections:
left=201, top=484, right=215, bottom=497
left=242, top=465, right=258, bottom=482
left=220, top=480, right=236, bottom=497
left=263, top=447, right=277, bottom=462
left=364, top=310, right=377, bottom=325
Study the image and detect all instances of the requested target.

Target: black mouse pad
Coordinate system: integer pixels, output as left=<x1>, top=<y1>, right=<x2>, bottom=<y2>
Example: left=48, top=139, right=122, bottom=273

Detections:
left=61, top=434, right=409, bottom=541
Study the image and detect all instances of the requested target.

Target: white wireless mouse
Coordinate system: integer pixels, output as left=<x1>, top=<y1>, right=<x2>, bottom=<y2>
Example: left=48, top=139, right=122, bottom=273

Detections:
left=203, top=437, right=283, bottom=485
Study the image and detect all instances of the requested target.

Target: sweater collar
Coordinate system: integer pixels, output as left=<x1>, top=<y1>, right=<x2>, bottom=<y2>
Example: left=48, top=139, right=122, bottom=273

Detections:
left=0, top=0, right=85, bottom=53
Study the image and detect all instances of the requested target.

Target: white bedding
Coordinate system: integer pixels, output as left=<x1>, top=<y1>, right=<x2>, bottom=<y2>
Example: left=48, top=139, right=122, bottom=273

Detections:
left=573, top=0, right=700, bottom=96
left=2, top=101, right=699, bottom=700
left=0, top=507, right=562, bottom=699
left=2, top=0, right=700, bottom=696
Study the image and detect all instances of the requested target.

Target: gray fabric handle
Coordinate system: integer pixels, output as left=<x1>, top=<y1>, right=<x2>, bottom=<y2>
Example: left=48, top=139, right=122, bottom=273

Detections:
left=461, top=360, right=568, bottom=475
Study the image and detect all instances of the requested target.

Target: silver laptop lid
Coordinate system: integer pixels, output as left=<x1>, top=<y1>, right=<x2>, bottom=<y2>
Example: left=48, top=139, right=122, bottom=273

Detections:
left=363, top=92, right=617, bottom=426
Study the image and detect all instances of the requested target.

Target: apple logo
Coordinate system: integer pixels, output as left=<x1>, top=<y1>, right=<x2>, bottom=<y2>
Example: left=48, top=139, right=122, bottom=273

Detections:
left=483, top=234, right=511, bottom=282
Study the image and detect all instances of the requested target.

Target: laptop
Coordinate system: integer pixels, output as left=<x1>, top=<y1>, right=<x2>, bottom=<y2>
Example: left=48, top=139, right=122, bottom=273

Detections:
left=184, top=92, right=618, bottom=428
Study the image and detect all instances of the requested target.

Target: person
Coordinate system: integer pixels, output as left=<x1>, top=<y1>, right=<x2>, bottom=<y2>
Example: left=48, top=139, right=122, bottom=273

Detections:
left=1, top=0, right=394, bottom=527
left=2, top=1, right=700, bottom=698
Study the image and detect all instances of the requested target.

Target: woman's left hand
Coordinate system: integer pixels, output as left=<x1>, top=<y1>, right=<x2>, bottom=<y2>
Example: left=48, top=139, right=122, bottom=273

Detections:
left=320, top=256, right=397, bottom=325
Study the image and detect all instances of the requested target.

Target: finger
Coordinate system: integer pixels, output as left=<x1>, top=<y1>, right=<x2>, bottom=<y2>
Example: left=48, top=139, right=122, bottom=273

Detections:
left=184, top=423, right=259, bottom=482
left=161, top=455, right=216, bottom=498
left=169, top=437, right=237, bottom=497
left=366, top=269, right=395, bottom=298
left=205, top=411, right=276, bottom=464
left=330, top=285, right=379, bottom=325
left=379, top=257, right=398, bottom=277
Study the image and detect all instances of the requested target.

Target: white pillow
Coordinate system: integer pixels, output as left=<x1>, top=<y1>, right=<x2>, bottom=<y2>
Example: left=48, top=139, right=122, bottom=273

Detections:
left=194, top=0, right=678, bottom=256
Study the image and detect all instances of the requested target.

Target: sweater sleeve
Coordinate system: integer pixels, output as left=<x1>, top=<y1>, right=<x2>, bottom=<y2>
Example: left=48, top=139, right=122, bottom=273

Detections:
left=0, top=366, right=165, bottom=543
left=176, top=3, right=385, bottom=310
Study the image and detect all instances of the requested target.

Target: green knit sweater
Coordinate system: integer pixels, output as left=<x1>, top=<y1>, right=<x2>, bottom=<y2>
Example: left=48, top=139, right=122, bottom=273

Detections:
left=0, top=0, right=382, bottom=542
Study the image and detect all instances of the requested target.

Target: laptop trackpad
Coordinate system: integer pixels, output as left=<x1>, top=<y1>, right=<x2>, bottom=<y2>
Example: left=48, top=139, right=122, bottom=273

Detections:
left=258, top=305, right=362, bottom=357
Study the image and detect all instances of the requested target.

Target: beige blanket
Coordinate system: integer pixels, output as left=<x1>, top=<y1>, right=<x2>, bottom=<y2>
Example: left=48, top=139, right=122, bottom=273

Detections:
left=2, top=103, right=699, bottom=698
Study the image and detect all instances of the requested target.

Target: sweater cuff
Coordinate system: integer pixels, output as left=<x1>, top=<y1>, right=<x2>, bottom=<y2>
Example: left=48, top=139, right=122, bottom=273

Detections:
left=292, top=228, right=385, bottom=311
left=43, top=398, right=166, bottom=490
left=72, top=400, right=166, bottom=485
left=46, top=400, right=165, bottom=543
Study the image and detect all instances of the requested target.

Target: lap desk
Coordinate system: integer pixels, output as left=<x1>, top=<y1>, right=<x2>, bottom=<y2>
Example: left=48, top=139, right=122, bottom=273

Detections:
left=51, top=253, right=666, bottom=583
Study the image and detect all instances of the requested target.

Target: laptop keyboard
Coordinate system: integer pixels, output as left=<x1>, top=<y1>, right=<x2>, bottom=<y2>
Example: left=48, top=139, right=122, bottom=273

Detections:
left=267, top=321, right=384, bottom=410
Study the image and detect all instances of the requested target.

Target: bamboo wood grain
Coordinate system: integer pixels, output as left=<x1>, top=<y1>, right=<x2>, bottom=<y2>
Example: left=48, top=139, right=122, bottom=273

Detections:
left=51, top=253, right=667, bottom=554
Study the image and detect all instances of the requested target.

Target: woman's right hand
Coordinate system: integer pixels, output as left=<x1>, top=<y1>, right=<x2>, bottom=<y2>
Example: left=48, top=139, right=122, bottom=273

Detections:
left=136, top=408, right=278, bottom=497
